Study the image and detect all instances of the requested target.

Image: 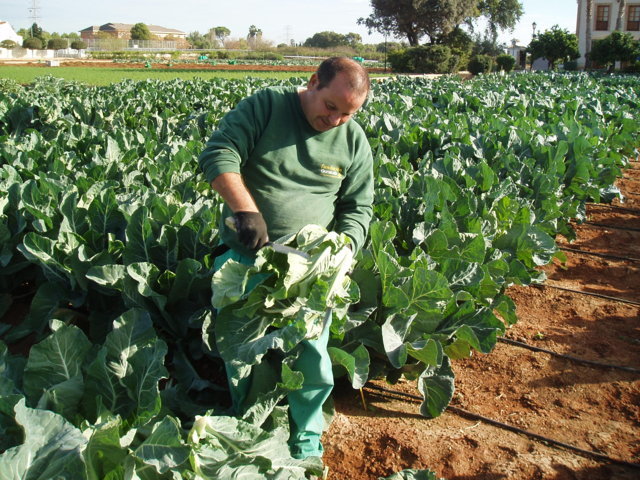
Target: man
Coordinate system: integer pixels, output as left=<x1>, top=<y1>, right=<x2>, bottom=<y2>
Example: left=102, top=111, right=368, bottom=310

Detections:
left=198, top=56, right=374, bottom=460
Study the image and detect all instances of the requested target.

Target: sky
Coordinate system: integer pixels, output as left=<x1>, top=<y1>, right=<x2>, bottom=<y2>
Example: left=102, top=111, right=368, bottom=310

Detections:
left=3, top=0, right=577, bottom=47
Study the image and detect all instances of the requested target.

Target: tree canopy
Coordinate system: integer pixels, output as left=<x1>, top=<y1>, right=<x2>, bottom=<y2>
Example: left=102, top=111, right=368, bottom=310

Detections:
left=527, top=25, right=579, bottom=70
left=47, top=38, right=68, bottom=50
left=304, top=31, right=362, bottom=48
left=358, top=0, right=522, bottom=46
left=22, top=37, right=42, bottom=49
left=0, top=40, right=17, bottom=49
left=589, top=31, right=640, bottom=70
left=130, top=23, right=152, bottom=41
left=478, top=0, right=523, bottom=42
left=213, top=26, right=230, bottom=44
left=187, top=31, right=213, bottom=49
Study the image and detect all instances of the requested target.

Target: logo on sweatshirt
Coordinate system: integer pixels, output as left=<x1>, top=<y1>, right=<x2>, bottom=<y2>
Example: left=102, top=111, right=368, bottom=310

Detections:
left=319, top=164, right=344, bottom=179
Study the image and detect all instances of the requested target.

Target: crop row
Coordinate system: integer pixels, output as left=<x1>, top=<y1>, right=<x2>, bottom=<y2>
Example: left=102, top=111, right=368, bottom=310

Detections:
left=0, top=72, right=638, bottom=478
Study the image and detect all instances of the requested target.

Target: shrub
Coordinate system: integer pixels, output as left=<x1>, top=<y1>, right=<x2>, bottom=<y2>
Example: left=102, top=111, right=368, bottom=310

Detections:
left=589, top=31, right=639, bottom=70
left=563, top=60, right=579, bottom=71
left=388, top=45, right=456, bottom=74
left=70, top=40, right=87, bottom=50
left=47, top=38, right=68, bottom=50
left=23, top=37, right=43, bottom=49
left=468, top=54, right=494, bottom=75
left=496, top=54, right=516, bottom=72
left=1, top=40, right=17, bottom=49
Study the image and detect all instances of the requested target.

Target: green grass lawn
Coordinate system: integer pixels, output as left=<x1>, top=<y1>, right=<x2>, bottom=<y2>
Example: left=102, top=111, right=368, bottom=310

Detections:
left=0, top=65, right=310, bottom=86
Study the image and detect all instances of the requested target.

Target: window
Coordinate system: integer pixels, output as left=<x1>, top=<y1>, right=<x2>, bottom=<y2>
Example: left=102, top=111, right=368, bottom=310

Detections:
left=628, top=5, right=640, bottom=31
left=595, top=5, right=610, bottom=31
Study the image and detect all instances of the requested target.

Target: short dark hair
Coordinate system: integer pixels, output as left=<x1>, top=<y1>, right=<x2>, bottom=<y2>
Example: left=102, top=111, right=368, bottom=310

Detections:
left=316, top=56, right=370, bottom=96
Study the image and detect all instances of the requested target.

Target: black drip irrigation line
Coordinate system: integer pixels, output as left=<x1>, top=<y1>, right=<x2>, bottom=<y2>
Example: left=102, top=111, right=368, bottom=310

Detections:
left=583, top=221, right=640, bottom=232
left=533, top=283, right=640, bottom=306
left=363, top=384, right=640, bottom=470
left=586, top=203, right=640, bottom=214
left=497, top=337, right=640, bottom=374
left=559, top=246, right=640, bottom=263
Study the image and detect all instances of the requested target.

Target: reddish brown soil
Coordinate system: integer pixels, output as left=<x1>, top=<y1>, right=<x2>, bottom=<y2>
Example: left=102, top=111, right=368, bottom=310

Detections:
left=323, top=160, right=640, bottom=480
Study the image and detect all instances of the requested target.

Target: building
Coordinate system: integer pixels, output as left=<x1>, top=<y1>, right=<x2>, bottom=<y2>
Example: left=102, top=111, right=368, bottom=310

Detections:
left=80, top=23, right=186, bottom=41
left=506, top=41, right=528, bottom=70
left=80, top=23, right=187, bottom=40
left=576, top=0, right=640, bottom=68
left=79, top=23, right=188, bottom=50
left=0, top=21, right=23, bottom=45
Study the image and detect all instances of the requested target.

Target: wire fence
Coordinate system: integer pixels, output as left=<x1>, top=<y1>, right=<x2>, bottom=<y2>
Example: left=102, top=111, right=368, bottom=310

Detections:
left=84, top=38, right=180, bottom=51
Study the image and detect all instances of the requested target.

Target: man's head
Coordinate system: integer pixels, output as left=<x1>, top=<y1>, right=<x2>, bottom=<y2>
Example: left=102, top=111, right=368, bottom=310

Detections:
left=299, top=57, right=370, bottom=132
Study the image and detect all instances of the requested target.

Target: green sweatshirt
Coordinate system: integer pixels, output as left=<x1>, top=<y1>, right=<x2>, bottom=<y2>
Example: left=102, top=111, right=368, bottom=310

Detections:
left=198, top=86, right=374, bottom=257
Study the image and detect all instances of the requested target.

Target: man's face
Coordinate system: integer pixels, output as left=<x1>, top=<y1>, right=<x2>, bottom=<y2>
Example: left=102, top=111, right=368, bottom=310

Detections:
left=300, top=72, right=367, bottom=132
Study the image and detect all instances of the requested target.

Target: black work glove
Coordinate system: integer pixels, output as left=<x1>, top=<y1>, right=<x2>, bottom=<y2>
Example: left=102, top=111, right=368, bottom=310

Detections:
left=233, top=211, right=269, bottom=250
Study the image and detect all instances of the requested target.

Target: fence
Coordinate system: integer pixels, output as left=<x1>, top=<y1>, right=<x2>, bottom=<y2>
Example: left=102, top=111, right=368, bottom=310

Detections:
left=84, top=38, right=179, bottom=51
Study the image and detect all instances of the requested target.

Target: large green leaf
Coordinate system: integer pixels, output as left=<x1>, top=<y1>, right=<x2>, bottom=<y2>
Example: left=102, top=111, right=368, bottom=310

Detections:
left=83, top=417, right=128, bottom=480
left=22, top=320, right=92, bottom=418
left=327, top=344, right=370, bottom=389
left=417, top=357, right=455, bottom=419
left=133, top=416, right=190, bottom=474
left=189, top=414, right=322, bottom=479
left=0, top=399, right=87, bottom=480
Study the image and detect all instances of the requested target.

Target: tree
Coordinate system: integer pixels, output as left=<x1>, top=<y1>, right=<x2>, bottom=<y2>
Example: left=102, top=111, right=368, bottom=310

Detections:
left=527, top=25, right=579, bottom=70
left=496, top=53, right=516, bottom=71
left=376, top=41, right=404, bottom=53
left=26, top=22, right=46, bottom=45
left=615, top=0, right=627, bottom=31
left=47, top=38, right=68, bottom=50
left=304, top=31, right=352, bottom=48
left=472, top=32, right=505, bottom=56
left=23, top=37, right=42, bottom=49
left=589, top=31, right=640, bottom=70
left=359, top=0, right=522, bottom=46
left=187, top=31, right=213, bottom=49
left=359, top=0, right=477, bottom=46
left=214, top=26, right=231, bottom=45
left=477, top=0, right=524, bottom=42
left=585, top=0, right=593, bottom=68
left=130, top=23, right=152, bottom=40
left=345, top=32, right=363, bottom=47
left=247, top=25, right=262, bottom=48
left=70, top=40, right=87, bottom=50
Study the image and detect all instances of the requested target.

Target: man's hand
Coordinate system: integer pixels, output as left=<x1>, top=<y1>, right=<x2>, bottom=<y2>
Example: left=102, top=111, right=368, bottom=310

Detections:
left=233, top=211, right=269, bottom=250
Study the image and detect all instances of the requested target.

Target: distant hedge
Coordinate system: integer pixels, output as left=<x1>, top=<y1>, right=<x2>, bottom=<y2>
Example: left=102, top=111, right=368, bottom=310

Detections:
left=388, top=45, right=459, bottom=74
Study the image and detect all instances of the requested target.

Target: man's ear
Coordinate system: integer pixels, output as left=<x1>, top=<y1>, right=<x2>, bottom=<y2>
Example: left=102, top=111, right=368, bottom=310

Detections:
left=307, top=73, right=319, bottom=89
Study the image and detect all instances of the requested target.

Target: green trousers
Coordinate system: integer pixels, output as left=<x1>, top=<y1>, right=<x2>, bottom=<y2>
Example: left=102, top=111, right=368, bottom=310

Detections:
left=214, top=248, right=334, bottom=459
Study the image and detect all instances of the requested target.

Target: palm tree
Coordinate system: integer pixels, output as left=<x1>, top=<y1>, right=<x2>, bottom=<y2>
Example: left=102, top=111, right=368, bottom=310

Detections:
left=585, top=0, right=593, bottom=69
left=247, top=25, right=262, bottom=49
left=616, top=0, right=627, bottom=31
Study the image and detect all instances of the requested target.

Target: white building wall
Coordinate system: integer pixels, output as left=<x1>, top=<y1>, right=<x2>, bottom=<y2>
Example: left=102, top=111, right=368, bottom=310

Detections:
left=576, top=0, right=640, bottom=68
left=0, top=21, right=23, bottom=45
left=0, top=48, right=55, bottom=59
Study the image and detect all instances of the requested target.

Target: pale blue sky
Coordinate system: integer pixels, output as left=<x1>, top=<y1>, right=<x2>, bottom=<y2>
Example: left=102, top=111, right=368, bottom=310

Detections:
left=3, top=1, right=577, bottom=46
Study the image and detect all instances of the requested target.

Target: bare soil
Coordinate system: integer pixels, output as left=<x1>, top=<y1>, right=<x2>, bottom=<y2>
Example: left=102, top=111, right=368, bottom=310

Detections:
left=323, top=160, right=640, bottom=479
